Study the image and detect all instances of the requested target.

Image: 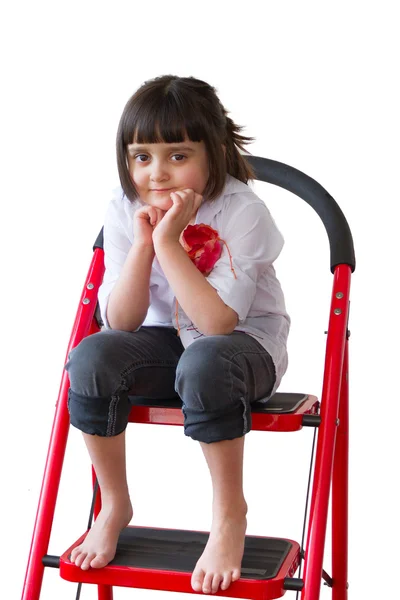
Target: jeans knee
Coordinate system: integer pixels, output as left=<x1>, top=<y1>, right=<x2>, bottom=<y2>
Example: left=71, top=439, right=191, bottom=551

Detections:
left=175, top=338, right=236, bottom=410
left=65, top=331, right=120, bottom=397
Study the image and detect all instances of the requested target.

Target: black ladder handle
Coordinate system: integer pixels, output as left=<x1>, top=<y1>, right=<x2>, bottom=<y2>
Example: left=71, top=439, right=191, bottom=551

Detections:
left=245, top=155, right=356, bottom=274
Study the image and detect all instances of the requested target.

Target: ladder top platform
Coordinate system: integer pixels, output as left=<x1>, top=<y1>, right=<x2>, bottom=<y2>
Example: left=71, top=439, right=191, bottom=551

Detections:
left=128, top=392, right=319, bottom=432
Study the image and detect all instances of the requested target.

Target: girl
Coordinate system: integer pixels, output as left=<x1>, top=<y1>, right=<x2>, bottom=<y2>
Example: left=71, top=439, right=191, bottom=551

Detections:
left=65, top=75, right=290, bottom=595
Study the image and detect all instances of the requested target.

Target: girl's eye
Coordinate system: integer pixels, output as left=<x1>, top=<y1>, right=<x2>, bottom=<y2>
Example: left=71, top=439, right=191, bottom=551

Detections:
left=172, top=154, right=185, bottom=161
left=135, top=154, right=149, bottom=162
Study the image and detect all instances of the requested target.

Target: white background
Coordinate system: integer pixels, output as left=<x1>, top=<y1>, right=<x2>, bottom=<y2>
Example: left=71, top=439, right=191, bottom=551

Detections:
left=1, top=1, right=399, bottom=599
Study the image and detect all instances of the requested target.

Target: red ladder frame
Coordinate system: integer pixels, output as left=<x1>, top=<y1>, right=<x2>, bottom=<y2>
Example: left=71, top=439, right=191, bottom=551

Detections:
left=22, top=246, right=350, bottom=600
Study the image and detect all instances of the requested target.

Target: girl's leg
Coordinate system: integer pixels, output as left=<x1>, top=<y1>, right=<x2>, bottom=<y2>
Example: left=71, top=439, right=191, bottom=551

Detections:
left=175, top=332, right=276, bottom=594
left=70, top=431, right=133, bottom=569
left=192, top=436, right=248, bottom=594
left=65, top=327, right=183, bottom=570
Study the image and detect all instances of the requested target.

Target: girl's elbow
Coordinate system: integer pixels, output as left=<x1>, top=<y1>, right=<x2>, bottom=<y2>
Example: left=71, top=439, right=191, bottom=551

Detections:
left=203, top=308, right=238, bottom=336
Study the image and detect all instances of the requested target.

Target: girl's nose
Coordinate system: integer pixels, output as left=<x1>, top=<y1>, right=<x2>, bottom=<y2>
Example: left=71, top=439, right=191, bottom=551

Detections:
left=150, top=160, right=169, bottom=182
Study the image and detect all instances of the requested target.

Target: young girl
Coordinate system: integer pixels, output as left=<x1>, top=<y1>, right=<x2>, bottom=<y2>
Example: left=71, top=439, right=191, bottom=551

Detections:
left=65, top=74, right=290, bottom=595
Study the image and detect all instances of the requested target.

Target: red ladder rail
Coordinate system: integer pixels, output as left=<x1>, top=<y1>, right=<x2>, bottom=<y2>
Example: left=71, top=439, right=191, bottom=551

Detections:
left=301, top=264, right=351, bottom=599
left=332, top=339, right=349, bottom=599
left=21, top=248, right=105, bottom=600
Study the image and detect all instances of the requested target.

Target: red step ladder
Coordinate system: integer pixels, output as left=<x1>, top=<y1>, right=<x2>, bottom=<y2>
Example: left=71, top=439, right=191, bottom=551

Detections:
left=22, top=156, right=355, bottom=599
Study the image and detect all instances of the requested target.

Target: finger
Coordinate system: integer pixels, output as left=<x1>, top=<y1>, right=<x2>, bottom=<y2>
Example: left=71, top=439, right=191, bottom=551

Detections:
left=152, top=207, right=166, bottom=227
left=194, top=192, right=203, bottom=210
left=172, top=189, right=190, bottom=203
left=155, top=207, right=166, bottom=224
left=175, top=189, right=202, bottom=210
left=135, top=206, right=151, bottom=219
left=148, top=206, right=157, bottom=226
left=169, top=191, right=184, bottom=209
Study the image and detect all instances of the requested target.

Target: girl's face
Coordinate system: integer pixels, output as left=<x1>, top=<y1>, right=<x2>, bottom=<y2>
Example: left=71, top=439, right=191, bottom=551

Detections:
left=127, top=139, right=209, bottom=211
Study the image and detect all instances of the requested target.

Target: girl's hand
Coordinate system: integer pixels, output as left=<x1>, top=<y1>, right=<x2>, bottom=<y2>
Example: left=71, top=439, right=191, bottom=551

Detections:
left=152, top=189, right=203, bottom=246
left=133, top=205, right=166, bottom=247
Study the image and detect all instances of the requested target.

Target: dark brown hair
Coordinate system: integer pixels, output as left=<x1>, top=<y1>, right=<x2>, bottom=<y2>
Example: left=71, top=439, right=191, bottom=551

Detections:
left=116, top=75, right=255, bottom=202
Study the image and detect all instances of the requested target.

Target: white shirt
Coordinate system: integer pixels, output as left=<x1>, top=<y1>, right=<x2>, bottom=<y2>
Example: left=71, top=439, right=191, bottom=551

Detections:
left=98, top=175, right=290, bottom=397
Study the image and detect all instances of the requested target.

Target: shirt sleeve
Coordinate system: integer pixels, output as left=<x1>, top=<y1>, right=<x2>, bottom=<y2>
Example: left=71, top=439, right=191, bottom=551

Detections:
left=97, top=194, right=135, bottom=328
left=206, top=200, right=284, bottom=323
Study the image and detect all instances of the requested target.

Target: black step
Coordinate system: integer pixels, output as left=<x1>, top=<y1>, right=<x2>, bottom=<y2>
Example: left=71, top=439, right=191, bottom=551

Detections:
left=109, top=527, right=292, bottom=580
left=61, top=526, right=301, bottom=597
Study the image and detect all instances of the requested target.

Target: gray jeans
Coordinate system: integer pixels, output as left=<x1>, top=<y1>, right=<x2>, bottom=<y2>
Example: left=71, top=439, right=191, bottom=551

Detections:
left=65, top=326, right=276, bottom=444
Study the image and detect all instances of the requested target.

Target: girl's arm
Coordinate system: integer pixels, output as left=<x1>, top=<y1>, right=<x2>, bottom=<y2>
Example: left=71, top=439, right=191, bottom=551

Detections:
left=152, top=189, right=283, bottom=337
left=152, top=189, right=238, bottom=335
left=100, top=201, right=165, bottom=332
left=106, top=242, right=154, bottom=331
left=154, top=239, right=238, bottom=336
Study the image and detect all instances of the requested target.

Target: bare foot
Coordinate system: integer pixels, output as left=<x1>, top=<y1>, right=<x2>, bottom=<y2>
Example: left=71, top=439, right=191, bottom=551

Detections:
left=70, top=499, right=133, bottom=570
left=191, top=507, right=247, bottom=594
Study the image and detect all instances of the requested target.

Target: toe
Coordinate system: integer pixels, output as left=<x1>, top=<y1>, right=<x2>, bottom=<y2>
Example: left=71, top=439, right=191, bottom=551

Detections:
left=81, top=553, right=95, bottom=570
left=220, top=571, right=232, bottom=591
left=191, top=567, right=205, bottom=592
left=211, top=573, right=223, bottom=594
left=232, top=568, right=241, bottom=582
left=70, top=548, right=79, bottom=563
left=91, top=553, right=109, bottom=569
left=74, top=552, right=86, bottom=568
left=202, top=572, right=214, bottom=594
